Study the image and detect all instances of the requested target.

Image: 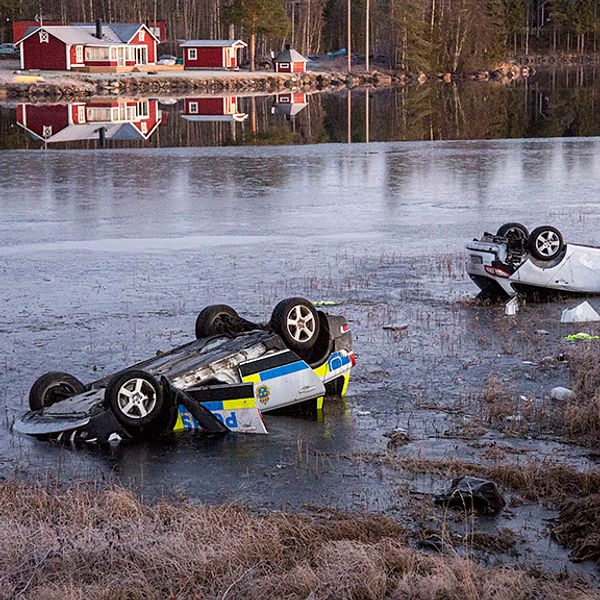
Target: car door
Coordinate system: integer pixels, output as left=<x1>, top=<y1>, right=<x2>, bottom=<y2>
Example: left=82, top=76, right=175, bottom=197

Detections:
left=239, top=350, right=325, bottom=412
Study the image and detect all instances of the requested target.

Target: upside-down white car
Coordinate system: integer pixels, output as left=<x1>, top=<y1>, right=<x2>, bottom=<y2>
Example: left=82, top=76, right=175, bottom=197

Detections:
left=466, top=223, right=600, bottom=299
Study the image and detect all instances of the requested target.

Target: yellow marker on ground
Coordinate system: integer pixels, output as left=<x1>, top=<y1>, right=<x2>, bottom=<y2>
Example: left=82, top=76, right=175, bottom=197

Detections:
left=14, top=75, right=45, bottom=83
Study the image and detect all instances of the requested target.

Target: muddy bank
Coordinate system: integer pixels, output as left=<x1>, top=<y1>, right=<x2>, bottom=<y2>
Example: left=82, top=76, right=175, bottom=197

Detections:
left=1, top=69, right=397, bottom=101
left=0, top=479, right=596, bottom=600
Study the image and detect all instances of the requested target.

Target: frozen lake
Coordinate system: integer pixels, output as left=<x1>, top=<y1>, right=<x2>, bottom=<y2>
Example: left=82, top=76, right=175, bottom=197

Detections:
left=2, top=138, right=600, bottom=577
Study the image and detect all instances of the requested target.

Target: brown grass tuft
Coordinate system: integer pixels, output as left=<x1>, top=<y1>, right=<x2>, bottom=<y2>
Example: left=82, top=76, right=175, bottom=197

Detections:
left=552, top=494, right=600, bottom=564
left=0, top=480, right=596, bottom=599
left=567, top=349, right=600, bottom=439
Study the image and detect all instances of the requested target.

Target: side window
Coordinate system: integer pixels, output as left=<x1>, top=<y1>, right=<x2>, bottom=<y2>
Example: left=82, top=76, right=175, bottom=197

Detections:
left=278, top=62, right=290, bottom=69
left=188, top=48, right=197, bottom=60
left=139, top=29, right=145, bottom=41
left=188, top=101, right=198, bottom=114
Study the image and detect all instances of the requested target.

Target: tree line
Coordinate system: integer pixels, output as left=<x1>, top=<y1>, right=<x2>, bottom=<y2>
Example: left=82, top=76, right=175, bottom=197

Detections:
left=2, top=0, right=600, bottom=72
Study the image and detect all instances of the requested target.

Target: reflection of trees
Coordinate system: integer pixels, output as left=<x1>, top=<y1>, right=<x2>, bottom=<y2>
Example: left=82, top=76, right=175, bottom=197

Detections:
left=5, top=68, right=600, bottom=150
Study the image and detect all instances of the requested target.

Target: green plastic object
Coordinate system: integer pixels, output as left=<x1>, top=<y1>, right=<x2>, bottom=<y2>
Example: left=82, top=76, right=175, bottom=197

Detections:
left=312, top=300, right=339, bottom=307
left=564, top=332, right=600, bottom=341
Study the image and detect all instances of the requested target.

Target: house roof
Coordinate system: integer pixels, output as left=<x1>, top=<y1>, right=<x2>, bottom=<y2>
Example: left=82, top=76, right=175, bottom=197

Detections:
left=180, top=39, right=247, bottom=48
left=16, top=23, right=158, bottom=46
left=274, top=47, right=307, bottom=63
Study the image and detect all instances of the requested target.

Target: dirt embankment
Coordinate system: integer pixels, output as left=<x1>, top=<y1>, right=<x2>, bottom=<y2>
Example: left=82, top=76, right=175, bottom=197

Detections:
left=0, top=70, right=398, bottom=101
left=0, top=479, right=596, bottom=600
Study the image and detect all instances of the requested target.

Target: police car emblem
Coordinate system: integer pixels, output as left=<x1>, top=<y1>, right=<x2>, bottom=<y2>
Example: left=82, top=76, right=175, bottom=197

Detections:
left=256, top=384, right=271, bottom=405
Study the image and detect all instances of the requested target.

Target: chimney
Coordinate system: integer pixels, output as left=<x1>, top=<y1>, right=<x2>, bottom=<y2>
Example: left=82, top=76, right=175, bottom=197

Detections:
left=95, top=18, right=103, bottom=39
left=285, top=44, right=291, bottom=50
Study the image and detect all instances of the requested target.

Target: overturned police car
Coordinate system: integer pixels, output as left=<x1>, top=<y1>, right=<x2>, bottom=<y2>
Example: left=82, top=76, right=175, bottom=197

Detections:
left=466, top=223, right=600, bottom=299
left=14, top=297, right=355, bottom=444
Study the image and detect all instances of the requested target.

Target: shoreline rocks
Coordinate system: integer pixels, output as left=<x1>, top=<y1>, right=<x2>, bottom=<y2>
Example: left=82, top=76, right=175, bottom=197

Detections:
left=2, top=70, right=400, bottom=101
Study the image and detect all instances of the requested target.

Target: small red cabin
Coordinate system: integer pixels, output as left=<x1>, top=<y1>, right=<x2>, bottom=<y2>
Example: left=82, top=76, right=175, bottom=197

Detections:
left=273, top=46, right=307, bottom=73
left=15, top=21, right=158, bottom=71
left=181, top=97, right=248, bottom=122
left=180, top=40, right=247, bottom=69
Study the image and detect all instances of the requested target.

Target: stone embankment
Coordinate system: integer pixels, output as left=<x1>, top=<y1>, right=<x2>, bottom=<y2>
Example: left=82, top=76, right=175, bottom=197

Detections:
left=1, top=70, right=397, bottom=101
left=0, top=63, right=534, bottom=101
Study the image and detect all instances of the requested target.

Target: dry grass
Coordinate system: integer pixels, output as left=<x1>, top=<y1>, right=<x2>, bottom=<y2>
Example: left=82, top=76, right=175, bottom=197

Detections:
left=566, top=349, right=600, bottom=440
left=552, top=494, right=600, bottom=563
left=0, top=480, right=596, bottom=600
left=357, top=454, right=600, bottom=503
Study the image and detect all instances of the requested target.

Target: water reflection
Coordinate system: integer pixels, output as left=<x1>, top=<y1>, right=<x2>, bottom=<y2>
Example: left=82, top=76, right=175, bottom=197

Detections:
left=2, top=67, right=600, bottom=150
left=16, top=98, right=163, bottom=146
left=181, top=96, right=248, bottom=123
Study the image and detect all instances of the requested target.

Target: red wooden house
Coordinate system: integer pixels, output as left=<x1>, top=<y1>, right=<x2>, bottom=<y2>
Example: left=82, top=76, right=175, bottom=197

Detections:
left=273, top=45, right=307, bottom=73
left=181, top=97, right=248, bottom=122
left=180, top=40, right=247, bottom=69
left=17, top=99, right=162, bottom=144
left=15, top=21, right=158, bottom=71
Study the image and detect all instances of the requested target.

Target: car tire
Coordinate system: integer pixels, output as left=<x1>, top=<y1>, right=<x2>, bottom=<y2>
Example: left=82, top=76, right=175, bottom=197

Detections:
left=29, top=371, right=85, bottom=411
left=528, top=226, right=564, bottom=261
left=496, top=223, right=529, bottom=240
left=195, top=304, right=240, bottom=339
left=104, top=369, right=164, bottom=430
left=270, top=297, right=321, bottom=351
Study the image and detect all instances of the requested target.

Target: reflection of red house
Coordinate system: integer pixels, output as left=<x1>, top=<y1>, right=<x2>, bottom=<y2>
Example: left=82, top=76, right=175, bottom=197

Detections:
left=273, top=45, right=307, bottom=73
left=15, top=21, right=158, bottom=71
left=272, top=93, right=308, bottom=119
left=180, top=40, right=247, bottom=69
left=17, top=99, right=162, bottom=144
left=181, top=97, right=248, bottom=122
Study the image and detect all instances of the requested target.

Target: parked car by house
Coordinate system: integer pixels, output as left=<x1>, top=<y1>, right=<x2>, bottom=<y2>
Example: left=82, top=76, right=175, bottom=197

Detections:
left=0, top=43, right=17, bottom=56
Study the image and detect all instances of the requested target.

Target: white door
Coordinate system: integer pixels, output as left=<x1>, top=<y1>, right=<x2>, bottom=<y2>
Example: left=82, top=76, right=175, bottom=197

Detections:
left=240, top=350, right=326, bottom=412
left=135, top=46, right=147, bottom=65
left=75, top=45, right=83, bottom=64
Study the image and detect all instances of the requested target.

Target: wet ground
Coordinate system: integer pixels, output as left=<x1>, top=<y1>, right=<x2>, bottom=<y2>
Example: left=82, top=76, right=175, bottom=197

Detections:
left=2, top=138, right=600, bottom=581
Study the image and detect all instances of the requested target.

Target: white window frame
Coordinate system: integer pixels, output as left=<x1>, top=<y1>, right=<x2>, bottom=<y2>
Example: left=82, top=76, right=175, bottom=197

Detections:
left=188, top=101, right=198, bottom=114
left=278, top=62, right=290, bottom=69
left=75, top=45, right=83, bottom=63
left=136, top=100, right=149, bottom=119
left=188, top=48, right=197, bottom=60
left=77, top=105, right=86, bottom=123
left=139, top=29, right=145, bottom=41
left=39, top=30, right=49, bottom=44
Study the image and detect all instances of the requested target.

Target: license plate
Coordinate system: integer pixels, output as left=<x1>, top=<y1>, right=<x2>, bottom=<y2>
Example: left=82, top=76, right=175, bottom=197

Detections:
left=470, top=255, right=483, bottom=265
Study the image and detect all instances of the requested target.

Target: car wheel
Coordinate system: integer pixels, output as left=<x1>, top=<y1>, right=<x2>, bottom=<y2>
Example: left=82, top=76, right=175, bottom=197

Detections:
left=528, top=226, right=564, bottom=261
left=104, top=369, right=164, bottom=430
left=195, top=304, right=240, bottom=339
left=270, top=297, right=321, bottom=351
left=496, top=222, right=529, bottom=240
left=29, top=371, right=85, bottom=411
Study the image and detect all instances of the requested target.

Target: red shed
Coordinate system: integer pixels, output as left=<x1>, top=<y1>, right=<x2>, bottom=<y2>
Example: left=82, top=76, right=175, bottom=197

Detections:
left=180, top=40, right=247, bottom=69
left=15, top=21, right=158, bottom=71
left=273, top=45, right=307, bottom=73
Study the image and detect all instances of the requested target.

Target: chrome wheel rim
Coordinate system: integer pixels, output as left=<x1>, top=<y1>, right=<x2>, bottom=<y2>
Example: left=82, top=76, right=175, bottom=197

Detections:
left=535, top=231, right=560, bottom=257
left=286, top=305, right=316, bottom=343
left=117, top=378, right=156, bottom=419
